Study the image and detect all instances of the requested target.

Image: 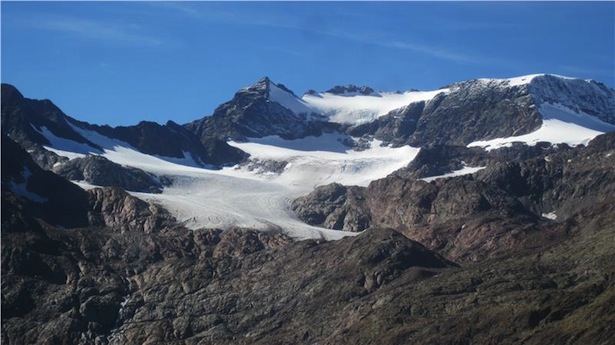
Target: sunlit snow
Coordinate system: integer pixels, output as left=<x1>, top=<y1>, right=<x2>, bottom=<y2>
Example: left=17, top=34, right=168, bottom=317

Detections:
left=420, top=165, right=486, bottom=182
left=302, top=89, right=448, bottom=125
left=268, top=82, right=315, bottom=117
left=10, top=167, right=48, bottom=203
left=468, top=103, right=615, bottom=150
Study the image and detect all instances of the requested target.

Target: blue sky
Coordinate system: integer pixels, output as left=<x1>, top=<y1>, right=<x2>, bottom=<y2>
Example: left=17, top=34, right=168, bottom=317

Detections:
left=2, top=1, right=614, bottom=127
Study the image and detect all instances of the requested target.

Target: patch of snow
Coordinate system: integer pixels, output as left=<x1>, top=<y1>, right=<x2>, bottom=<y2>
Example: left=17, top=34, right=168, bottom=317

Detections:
left=269, top=82, right=315, bottom=116
left=506, top=74, right=544, bottom=87
left=34, top=125, right=102, bottom=156
left=9, top=167, right=48, bottom=203
left=477, top=74, right=576, bottom=87
left=467, top=102, right=615, bottom=151
left=420, top=165, right=486, bottom=182
left=302, top=89, right=448, bottom=125
left=542, top=212, right=557, bottom=220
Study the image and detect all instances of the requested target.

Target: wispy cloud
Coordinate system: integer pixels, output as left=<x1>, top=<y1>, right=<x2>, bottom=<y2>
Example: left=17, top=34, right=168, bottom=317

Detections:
left=27, top=15, right=164, bottom=46
left=133, top=3, right=500, bottom=66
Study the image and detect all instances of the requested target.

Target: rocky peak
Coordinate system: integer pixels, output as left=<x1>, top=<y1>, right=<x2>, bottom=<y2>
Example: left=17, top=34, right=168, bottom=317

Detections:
left=528, top=74, right=615, bottom=125
left=1, top=83, right=25, bottom=105
left=240, top=76, right=298, bottom=99
left=325, top=85, right=375, bottom=96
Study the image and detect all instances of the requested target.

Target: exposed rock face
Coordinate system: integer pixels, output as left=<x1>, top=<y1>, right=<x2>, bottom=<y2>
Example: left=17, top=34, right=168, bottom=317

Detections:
left=325, top=85, right=375, bottom=95
left=87, top=187, right=177, bottom=234
left=476, top=131, right=615, bottom=219
left=293, top=132, right=615, bottom=261
left=240, top=158, right=289, bottom=175
left=88, top=120, right=246, bottom=167
left=53, top=155, right=165, bottom=193
left=3, top=183, right=614, bottom=344
left=345, top=75, right=615, bottom=147
left=529, top=74, right=615, bottom=124
left=409, top=79, right=541, bottom=146
left=346, top=101, right=425, bottom=145
left=292, top=183, right=371, bottom=232
left=185, top=77, right=326, bottom=142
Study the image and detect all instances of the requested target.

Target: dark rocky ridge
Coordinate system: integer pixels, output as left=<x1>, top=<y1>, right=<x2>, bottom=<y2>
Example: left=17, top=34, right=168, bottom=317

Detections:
left=0, top=84, right=101, bottom=151
left=346, top=79, right=541, bottom=147
left=293, top=132, right=615, bottom=261
left=53, top=155, right=167, bottom=193
left=1, top=84, right=246, bottom=169
left=325, top=84, right=376, bottom=95
left=185, top=77, right=329, bottom=142
left=346, top=75, right=615, bottom=148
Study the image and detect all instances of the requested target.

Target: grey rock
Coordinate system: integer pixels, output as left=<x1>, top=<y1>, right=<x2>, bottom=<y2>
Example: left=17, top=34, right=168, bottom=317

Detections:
left=53, top=155, right=165, bottom=193
left=185, top=77, right=327, bottom=142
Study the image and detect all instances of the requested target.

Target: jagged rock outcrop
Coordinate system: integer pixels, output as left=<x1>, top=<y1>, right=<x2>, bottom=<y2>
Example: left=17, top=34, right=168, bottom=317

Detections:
left=293, top=132, right=615, bottom=261
left=291, top=183, right=371, bottom=232
left=325, top=85, right=375, bottom=95
left=88, top=120, right=246, bottom=167
left=53, top=155, right=165, bottom=193
left=185, top=77, right=327, bottom=142
left=475, top=131, right=615, bottom=218
left=346, top=101, right=425, bottom=145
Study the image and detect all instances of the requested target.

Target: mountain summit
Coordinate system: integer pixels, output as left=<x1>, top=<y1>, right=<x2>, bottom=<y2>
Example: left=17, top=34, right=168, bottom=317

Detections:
left=185, top=77, right=327, bottom=141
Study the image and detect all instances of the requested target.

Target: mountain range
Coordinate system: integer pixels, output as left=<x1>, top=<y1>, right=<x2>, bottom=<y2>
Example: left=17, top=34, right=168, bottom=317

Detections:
left=2, top=74, right=615, bottom=344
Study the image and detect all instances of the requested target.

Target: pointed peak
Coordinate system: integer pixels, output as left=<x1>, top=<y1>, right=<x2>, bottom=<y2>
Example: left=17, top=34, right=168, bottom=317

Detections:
left=258, top=76, right=272, bottom=84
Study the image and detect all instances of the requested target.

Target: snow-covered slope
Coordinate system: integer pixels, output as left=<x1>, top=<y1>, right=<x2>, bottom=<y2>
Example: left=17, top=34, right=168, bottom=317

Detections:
left=268, top=82, right=315, bottom=117
left=467, top=74, right=615, bottom=150
left=302, top=89, right=447, bottom=125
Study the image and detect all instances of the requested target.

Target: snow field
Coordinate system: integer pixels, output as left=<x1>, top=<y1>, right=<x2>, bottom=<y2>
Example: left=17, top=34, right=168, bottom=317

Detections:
left=301, top=89, right=448, bottom=125
left=468, top=103, right=615, bottom=150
